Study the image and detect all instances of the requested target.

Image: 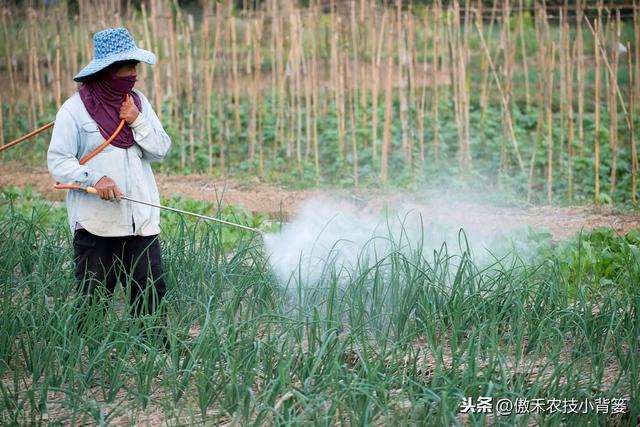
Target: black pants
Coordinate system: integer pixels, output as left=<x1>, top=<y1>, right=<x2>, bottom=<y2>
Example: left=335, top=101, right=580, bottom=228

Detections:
left=73, top=229, right=166, bottom=317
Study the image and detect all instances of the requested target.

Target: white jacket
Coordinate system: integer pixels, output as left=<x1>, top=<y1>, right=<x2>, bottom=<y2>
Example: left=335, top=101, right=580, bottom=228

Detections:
left=47, top=90, right=171, bottom=237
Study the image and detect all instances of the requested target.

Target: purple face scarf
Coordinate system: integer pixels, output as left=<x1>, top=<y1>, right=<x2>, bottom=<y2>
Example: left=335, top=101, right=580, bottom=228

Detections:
left=79, top=73, right=142, bottom=149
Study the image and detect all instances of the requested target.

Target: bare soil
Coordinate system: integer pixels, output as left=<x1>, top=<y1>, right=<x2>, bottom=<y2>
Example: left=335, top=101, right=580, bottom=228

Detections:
left=1, top=162, right=638, bottom=240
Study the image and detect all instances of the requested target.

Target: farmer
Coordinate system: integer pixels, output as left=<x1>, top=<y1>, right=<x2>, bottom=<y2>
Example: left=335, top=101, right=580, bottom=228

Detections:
left=47, top=28, right=170, bottom=318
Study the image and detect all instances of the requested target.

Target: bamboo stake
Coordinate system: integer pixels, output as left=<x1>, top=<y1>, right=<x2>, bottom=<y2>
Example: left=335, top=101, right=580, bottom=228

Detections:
left=349, top=0, right=360, bottom=157
left=371, top=11, right=386, bottom=161
left=270, top=2, right=278, bottom=157
left=330, top=6, right=339, bottom=163
left=26, top=10, right=36, bottom=133
left=501, top=0, right=513, bottom=172
left=518, top=0, right=530, bottom=111
left=567, top=35, right=575, bottom=203
left=54, top=32, right=61, bottom=108
left=359, top=4, right=368, bottom=148
left=198, top=11, right=210, bottom=165
left=295, top=12, right=304, bottom=175
left=432, top=1, right=440, bottom=162
left=257, top=14, right=265, bottom=176
left=229, top=7, right=241, bottom=131
left=418, top=10, right=429, bottom=172
left=347, top=54, right=359, bottom=188
left=258, top=90, right=265, bottom=177
left=609, top=10, right=620, bottom=197
left=310, top=9, right=319, bottom=180
left=297, top=12, right=305, bottom=174
left=547, top=42, right=556, bottom=205
left=447, top=5, right=465, bottom=172
left=381, top=24, right=394, bottom=185
left=635, top=2, right=639, bottom=118
left=251, top=17, right=263, bottom=172
left=460, top=0, right=471, bottom=170
left=407, top=4, right=417, bottom=180
left=628, top=41, right=637, bottom=203
left=576, top=0, right=585, bottom=157
left=335, top=23, right=346, bottom=164
left=287, top=92, right=295, bottom=166
left=275, top=8, right=285, bottom=160
left=604, top=8, right=612, bottom=196
left=475, top=0, right=484, bottom=111
left=301, top=22, right=313, bottom=167
left=209, top=7, right=221, bottom=90
left=558, top=7, right=566, bottom=177
left=244, top=14, right=251, bottom=77
left=594, top=18, right=601, bottom=207
left=269, top=0, right=277, bottom=120
left=206, top=47, right=215, bottom=174
left=302, top=13, right=311, bottom=164
left=203, top=0, right=214, bottom=173
left=248, top=18, right=257, bottom=171
left=397, top=0, right=410, bottom=166
left=216, top=89, right=225, bottom=175
left=185, top=15, right=195, bottom=165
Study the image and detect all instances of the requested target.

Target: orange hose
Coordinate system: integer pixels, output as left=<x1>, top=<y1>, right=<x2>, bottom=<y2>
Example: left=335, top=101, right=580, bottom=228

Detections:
left=57, top=94, right=130, bottom=189
left=79, top=118, right=125, bottom=165
left=0, top=121, right=55, bottom=153
left=78, top=93, right=130, bottom=164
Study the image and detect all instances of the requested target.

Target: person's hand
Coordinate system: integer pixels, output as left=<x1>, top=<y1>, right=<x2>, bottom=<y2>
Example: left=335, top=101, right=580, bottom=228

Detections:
left=119, top=96, right=139, bottom=125
left=95, top=176, right=123, bottom=201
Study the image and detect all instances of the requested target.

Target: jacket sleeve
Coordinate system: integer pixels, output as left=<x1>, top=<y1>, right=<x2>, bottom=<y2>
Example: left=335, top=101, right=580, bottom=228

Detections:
left=47, top=106, right=105, bottom=187
left=131, top=92, right=171, bottom=161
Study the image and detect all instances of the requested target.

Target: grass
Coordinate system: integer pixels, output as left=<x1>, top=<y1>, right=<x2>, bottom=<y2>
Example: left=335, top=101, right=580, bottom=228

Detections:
left=0, top=191, right=638, bottom=425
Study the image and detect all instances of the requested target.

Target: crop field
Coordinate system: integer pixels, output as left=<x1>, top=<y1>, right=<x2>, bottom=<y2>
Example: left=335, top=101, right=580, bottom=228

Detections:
left=1, top=0, right=639, bottom=203
left=1, top=188, right=638, bottom=425
left=1, top=0, right=639, bottom=426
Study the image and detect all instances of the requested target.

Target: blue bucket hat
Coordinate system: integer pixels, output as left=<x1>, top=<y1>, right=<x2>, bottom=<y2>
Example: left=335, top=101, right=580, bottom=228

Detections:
left=74, top=27, right=156, bottom=82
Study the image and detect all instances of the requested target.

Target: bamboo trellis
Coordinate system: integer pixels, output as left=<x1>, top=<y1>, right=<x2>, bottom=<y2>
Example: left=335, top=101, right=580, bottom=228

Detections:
left=0, top=0, right=638, bottom=204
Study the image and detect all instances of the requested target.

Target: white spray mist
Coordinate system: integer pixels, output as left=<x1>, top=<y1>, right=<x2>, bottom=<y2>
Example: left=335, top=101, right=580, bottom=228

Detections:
left=264, top=194, right=542, bottom=291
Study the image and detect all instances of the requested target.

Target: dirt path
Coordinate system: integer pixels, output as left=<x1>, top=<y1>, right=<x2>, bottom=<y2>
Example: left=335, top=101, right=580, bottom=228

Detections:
left=0, top=162, right=320, bottom=216
left=1, top=162, right=638, bottom=239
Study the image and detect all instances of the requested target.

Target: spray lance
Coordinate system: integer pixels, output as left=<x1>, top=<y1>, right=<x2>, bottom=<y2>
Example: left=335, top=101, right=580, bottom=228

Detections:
left=54, top=184, right=263, bottom=236
left=0, top=97, right=263, bottom=236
